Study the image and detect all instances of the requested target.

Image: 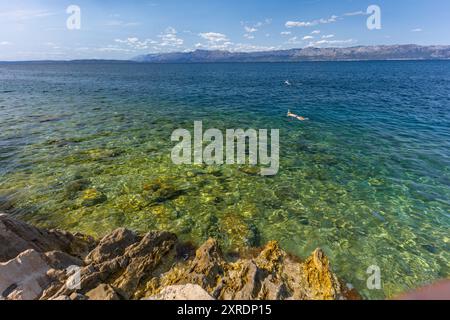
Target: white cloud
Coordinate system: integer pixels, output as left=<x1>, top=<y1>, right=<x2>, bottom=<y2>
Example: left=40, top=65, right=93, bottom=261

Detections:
left=199, top=32, right=229, bottom=43
left=287, top=36, right=300, bottom=44
left=0, top=9, right=54, bottom=21
left=411, top=28, right=423, bottom=32
left=115, top=37, right=157, bottom=50
left=105, top=20, right=141, bottom=27
left=241, top=19, right=271, bottom=39
left=311, top=30, right=321, bottom=34
left=308, top=38, right=356, bottom=47
left=165, top=27, right=177, bottom=34
left=243, top=19, right=272, bottom=29
left=286, top=15, right=338, bottom=28
left=159, top=27, right=184, bottom=47
left=302, top=36, right=314, bottom=40
left=0, top=41, right=12, bottom=46
left=322, top=34, right=335, bottom=39
left=344, top=11, right=367, bottom=16
left=230, top=43, right=278, bottom=52
left=196, top=33, right=279, bottom=52
left=96, top=46, right=133, bottom=53
left=44, top=42, right=60, bottom=49
left=280, top=31, right=292, bottom=36
left=196, top=32, right=232, bottom=50
left=286, top=21, right=314, bottom=28
left=245, top=26, right=258, bottom=33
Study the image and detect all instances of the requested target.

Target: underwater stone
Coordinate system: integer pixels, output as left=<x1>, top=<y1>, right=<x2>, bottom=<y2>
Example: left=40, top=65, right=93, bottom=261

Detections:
left=64, top=179, right=91, bottom=200
left=422, top=244, right=437, bottom=254
left=85, top=149, right=122, bottom=161
left=206, top=167, right=223, bottom=177
left=81, top=189, right=107, bottom=207
left=144, top=179, right=183, bottom=204
left=239, top=166, right=260, bottom=176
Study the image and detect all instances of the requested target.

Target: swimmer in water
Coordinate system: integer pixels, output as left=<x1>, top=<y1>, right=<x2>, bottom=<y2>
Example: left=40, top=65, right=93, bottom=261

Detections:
left=287, top=110, right=309, bottom=121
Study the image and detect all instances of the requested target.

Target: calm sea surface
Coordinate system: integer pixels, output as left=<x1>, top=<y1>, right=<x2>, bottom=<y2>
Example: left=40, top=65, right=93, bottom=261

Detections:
left=0, top=61, right=449, bottom=298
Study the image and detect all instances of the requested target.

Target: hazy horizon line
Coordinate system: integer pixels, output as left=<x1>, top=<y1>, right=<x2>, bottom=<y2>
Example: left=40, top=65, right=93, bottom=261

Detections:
left=1, top=44, right=449, bottom=63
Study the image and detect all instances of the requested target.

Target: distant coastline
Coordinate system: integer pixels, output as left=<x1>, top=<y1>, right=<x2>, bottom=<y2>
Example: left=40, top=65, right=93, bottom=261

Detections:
left=1, top=45, right=450, bottom=64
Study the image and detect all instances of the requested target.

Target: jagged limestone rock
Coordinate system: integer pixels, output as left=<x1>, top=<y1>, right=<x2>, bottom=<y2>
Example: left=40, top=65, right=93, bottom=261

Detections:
left=0, top=214, right=359, bottom=300
left=41, top=230, right=177, bottom=300
left=140, top=239, right=354, bottom=300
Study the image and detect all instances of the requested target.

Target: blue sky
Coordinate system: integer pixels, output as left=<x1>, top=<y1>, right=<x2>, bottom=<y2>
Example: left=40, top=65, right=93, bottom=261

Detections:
left=0, top=0, right=449, bottom=60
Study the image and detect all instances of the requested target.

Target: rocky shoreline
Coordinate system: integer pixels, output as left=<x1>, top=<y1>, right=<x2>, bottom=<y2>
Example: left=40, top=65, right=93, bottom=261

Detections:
left=0, top=213, right=359, bottom=300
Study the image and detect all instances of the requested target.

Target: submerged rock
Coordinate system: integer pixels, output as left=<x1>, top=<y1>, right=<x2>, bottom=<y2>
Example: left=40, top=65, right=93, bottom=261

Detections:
left=239, top=166, right=261, bottom=176
left=64, top=179, right=91, bottom=200
left=143, top=179, right=184, bottom=204
left=80, top=189, right=107, bottom=207
left=85, top=149, right=122, bottom=161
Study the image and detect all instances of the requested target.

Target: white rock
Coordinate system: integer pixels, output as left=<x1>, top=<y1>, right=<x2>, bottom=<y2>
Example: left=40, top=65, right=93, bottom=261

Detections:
left=146, top=284, right=214, bottom=300
left=0, top=249, right=51, bottom=300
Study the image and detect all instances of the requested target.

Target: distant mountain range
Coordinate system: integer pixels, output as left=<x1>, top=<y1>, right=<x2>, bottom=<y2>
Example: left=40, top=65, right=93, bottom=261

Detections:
left=133, top=45, right=450, bottom=63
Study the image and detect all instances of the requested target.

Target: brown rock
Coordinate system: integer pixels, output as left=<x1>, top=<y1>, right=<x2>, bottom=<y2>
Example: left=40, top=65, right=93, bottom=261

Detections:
left=44, top=251, right=83, bottom=270
left=302, top=248, right=343, bottom=300
left=84, top=228, right=139, bottom=264
left=69, top=292, right=87, bottom=300
left=86, top=284, right=120, bottom=300
left=0, top=213, right=96, bottom=262
left=112, top=231, right=178, bottom=298
left=141, top=240, right=353, bottom=301
left=41, top=230, right=177, bottom=300
left=1, top=216, right=355, bottom=301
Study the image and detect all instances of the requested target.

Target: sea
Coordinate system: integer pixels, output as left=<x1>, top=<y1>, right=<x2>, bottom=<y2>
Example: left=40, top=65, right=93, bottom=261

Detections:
left=0, top=61, right=449, bottom=299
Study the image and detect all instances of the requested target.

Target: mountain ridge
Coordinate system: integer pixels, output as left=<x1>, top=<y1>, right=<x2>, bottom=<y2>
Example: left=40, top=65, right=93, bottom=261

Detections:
left=133, top=45, right=450, bottom=63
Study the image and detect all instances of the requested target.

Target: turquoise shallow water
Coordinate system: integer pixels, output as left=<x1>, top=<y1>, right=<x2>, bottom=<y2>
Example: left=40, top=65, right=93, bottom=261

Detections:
left=0, top=61, right=449, bottom=299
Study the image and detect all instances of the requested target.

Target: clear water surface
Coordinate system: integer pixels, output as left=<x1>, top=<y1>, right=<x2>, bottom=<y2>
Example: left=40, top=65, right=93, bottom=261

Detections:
left=0, top=61, right=449, bottom=299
